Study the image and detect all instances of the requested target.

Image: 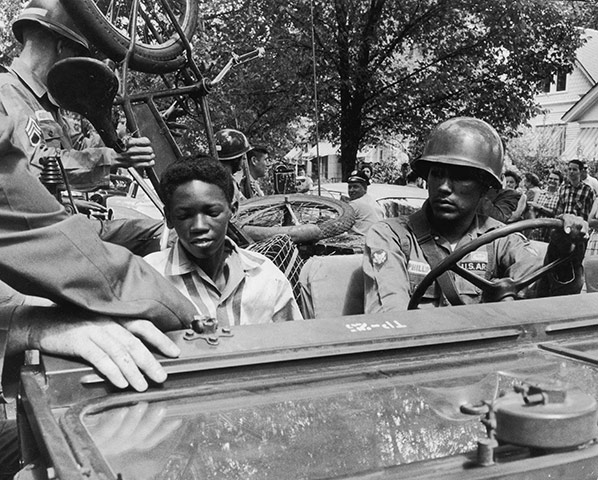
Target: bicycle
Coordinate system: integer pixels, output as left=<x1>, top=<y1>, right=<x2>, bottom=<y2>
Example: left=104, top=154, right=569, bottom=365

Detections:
left=61, top=0, right=199, bottom=74
left=47, top=0, right=354, bottom=244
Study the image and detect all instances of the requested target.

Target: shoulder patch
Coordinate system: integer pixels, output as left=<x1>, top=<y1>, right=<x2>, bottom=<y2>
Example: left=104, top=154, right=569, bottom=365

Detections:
left=371, top=249, right=388, bottom=269
left=25, top=117, right=42, bottom=146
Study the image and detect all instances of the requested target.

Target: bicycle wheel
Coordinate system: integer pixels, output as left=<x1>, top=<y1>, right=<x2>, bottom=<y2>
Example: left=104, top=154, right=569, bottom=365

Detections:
left=235, top=195, right=356, bottom=243
left=61, top=0, right=199, bottom=74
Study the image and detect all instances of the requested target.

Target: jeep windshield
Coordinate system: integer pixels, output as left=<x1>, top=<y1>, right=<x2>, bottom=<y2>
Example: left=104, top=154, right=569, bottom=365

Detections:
left=20, top=293, right=598, bottom=480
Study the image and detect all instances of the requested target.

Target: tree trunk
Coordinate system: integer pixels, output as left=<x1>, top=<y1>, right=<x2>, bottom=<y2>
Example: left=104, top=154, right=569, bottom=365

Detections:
left=334, top=0, right=384, bottom=181
left=335, top=0, right=365, bottom=181
left=339, top=114, right=361, bottom=180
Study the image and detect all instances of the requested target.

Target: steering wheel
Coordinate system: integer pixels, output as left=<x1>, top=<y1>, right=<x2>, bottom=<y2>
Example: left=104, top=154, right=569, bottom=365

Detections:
left=407, top=218, right=576, bottom=310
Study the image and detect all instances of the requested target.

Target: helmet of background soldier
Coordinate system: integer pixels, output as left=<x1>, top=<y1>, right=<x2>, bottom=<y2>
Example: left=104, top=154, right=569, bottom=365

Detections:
left=12, top=0, right=89, bottom=52
left=411, top=117, right=504, bottom=189
left=215, top=129, right=252, bottom=161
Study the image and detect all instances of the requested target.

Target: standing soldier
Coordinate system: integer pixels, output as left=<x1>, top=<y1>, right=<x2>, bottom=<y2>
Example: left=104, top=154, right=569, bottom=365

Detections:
left=1, top=0, right=168, bottom=256
left=0, top=2, right=197, bottom=335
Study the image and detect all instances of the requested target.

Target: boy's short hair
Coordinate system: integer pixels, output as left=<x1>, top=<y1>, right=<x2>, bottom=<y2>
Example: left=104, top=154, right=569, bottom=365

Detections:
left=160, top=154, right=235, bottom=210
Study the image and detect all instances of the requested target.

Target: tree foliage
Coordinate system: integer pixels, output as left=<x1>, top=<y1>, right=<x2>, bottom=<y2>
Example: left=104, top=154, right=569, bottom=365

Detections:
left=506, top=127, right=564, bottom=182
left=193, top=1, right=317, bottom=158
left=0, top=1, right=24, bottom=65
left=0, top=0, right=593, bottom=181
left=199, top=0, right=586, bottom=179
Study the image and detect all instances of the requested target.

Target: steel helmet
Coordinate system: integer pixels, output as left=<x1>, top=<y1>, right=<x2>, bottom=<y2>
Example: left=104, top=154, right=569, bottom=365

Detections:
left=412, top=117, right=504, bottom=189
left=12, top=0, right=89, bottom=51
left=215, top=128, right=252, bottom=161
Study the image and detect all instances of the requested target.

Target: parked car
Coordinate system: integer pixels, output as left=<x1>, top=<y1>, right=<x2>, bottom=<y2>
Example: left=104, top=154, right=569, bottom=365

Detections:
left=310, top=182, right=428, bottom=218
left=296, top=183, right=428, bottom=255
left=105, top=177, right=163, bottom=220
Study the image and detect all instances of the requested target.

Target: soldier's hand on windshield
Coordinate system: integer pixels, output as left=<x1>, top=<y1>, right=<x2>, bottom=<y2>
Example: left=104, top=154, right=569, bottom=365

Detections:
left=113, top=136, right=156, bottom=169
left=23, top=310, right=180, bottom=392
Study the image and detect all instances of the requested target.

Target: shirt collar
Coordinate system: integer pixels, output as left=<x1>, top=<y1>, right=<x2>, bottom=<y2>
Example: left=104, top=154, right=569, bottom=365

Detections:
left=423, top=201, right=501, bottom=246
left=9, top=58, right=58, bottom=107
left=164, top=237, right=264, bottom=276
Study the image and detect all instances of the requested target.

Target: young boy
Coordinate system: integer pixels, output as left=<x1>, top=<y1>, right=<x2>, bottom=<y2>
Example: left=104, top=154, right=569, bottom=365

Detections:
left=144, top=155, right=303, bottom=325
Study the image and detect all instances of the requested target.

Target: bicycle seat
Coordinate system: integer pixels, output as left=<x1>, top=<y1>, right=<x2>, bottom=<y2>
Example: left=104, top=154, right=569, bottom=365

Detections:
left=47, top=57, right=125, bottom=152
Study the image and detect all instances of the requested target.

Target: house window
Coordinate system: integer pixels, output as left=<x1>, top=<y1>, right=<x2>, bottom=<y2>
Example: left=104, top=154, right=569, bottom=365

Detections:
left=312, top=157, right=328, bottom=179
left=541, top=76, right=552, bottom=93
left=556, top=71, right=567, bottom=92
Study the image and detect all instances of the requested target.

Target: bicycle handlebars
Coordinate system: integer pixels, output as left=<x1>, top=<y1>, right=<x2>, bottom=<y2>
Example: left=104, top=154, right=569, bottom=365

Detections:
left=210, top=48, right=265, bottom=86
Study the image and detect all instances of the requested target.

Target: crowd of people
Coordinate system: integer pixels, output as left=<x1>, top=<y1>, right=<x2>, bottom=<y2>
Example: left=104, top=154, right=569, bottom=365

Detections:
left=479, top=159, right=598, bottom=250
left=0, top=1, right=594, bottom=478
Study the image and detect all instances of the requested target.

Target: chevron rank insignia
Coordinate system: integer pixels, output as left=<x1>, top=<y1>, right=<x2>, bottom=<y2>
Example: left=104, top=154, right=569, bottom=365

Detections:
left=25, top=117, right=43, bottom=146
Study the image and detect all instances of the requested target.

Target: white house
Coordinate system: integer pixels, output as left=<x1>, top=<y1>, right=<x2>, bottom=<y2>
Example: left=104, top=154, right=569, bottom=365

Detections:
left=286, top=141, right=409, bottom=183
left=530, top=28, right=598, bottom=161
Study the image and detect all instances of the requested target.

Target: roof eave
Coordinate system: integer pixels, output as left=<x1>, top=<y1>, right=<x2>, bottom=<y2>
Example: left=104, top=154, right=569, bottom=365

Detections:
left=562, top=82, right=598, bottom=122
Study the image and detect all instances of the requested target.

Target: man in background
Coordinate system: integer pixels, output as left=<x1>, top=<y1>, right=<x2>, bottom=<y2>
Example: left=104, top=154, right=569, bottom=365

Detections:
left=215, top=128, right=252, bottom=204
left=581, top=161, right=598, bottom=195
left=346, top=170, right=383, bottom=236
left=241, top=145, right=269, bottom=197
left=296, top=166, right=314, bottom=193
left=556, top=159, right=595, bottom=220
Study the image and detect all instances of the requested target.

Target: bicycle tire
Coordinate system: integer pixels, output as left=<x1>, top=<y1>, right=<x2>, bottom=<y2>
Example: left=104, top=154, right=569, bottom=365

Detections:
left=61, top=0, right=199, bottom=74
left=236, top=194, right=356, bottom=243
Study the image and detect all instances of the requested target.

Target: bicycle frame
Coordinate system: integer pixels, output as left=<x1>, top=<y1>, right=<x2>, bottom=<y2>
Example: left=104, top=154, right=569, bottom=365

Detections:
left=114, top=0, right=263, bottom=206
left=46, top=1, right=263, bottom=247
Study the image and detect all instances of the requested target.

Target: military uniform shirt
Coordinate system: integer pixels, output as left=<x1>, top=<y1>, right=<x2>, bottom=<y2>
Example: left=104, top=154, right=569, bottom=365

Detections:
left=364, top=208, right=554, bottom=312
left=0, top=114, right=196, bottom=331
left=0, top=58, right=114, bottom=190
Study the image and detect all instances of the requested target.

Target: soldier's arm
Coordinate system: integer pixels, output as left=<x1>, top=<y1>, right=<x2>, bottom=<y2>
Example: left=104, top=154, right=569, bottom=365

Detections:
left=363, top=222, right=412, bottom=313
left=0, top=114, right=195, bottom=330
